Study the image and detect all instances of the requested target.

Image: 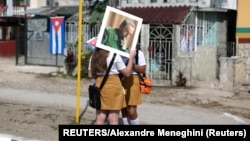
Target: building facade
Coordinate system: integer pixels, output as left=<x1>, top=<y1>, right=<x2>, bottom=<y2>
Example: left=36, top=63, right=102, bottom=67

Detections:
left=235, top=0, right=250, bottom=93
left=2, top=0, right=246, bottom=92
left=117, top=0, right=238, bottom=90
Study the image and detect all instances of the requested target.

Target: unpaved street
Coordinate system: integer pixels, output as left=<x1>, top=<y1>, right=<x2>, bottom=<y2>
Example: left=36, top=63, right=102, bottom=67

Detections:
left=0, top=57, right=250, bottom=141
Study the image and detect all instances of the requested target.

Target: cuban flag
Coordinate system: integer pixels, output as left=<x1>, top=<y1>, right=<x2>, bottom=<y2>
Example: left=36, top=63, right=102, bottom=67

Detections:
left=87, top=37, right=97, bottom=52
left=50, top=17, right=65, bottom=54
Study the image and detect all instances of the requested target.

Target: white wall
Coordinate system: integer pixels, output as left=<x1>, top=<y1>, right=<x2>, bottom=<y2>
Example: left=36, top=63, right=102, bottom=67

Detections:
left=6, top=0, right=13, bottom=16
left=27, top=0, right=78, bottom=9
left=28, top=0, right=46, bottom=9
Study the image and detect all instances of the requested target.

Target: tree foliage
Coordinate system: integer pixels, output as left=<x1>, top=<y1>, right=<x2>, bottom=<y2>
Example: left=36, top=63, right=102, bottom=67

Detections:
left=88, top=1, right=108, bottom=24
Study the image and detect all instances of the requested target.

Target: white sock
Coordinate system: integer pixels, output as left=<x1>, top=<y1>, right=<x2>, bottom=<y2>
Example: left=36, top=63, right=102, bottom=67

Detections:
left=122, top=117, right=129, bottom=125
left=129, top=117, right=140, bottom=125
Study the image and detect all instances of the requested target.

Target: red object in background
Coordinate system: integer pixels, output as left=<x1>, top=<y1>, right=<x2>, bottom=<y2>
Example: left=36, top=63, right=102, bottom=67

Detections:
left=148, top=45, right=153, bottom=52
left=0, top=40, right=16, bottom=57
left=87, top=37, right=97, bottom=52
left=148, top=45, right=154, bottom=58
left=87, top=37, right=97, bottom=46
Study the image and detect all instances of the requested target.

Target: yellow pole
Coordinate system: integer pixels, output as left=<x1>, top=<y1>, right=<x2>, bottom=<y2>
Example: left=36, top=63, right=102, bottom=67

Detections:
left=75, top=0, right=83, bottom=124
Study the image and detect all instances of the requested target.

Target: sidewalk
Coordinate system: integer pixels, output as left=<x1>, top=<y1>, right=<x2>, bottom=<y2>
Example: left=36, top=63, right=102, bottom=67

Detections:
left=0, top=57, right=59, bottom=74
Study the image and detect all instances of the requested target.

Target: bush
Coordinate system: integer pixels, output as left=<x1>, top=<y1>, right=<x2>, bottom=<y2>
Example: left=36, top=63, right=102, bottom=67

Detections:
left=80, top=50, right=92, bottom=78
left=175, top=71, right=187, bottom=87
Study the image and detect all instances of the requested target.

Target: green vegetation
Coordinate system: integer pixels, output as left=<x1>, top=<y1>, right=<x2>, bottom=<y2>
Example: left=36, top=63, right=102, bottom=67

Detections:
left=175, top=71, right=187, bottom=87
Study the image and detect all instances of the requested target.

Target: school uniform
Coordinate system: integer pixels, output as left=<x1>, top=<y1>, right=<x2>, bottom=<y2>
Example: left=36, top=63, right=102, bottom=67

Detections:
left=122, top=50, right=146, bottom=106
left=88, top=52, right=127, bottom=110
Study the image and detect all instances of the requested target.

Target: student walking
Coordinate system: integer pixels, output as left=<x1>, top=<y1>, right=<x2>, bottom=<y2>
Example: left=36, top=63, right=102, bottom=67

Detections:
left=88, top=48, right=136, bottom=125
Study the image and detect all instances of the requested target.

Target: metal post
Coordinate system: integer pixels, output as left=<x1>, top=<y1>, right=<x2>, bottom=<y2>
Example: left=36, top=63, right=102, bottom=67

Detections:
left=75, top=0, right=83, bottom=125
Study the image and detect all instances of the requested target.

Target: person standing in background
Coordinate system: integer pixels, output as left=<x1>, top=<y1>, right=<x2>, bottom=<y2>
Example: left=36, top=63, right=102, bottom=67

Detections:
left=121, top=44, right=146, bottom=125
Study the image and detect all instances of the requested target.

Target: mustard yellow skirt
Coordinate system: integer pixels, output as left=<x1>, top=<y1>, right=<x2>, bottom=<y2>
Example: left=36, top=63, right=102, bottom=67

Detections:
left=95, top=75, right=126, bottom=110
left=122, top=74, right=141, bottom=106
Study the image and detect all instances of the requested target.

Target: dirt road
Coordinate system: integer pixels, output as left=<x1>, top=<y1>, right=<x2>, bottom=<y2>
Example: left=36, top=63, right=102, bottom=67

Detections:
left=0, top=57, right=250, bottom=141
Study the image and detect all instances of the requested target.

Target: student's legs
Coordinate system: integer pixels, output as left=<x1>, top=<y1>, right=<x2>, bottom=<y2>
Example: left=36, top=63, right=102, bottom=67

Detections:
left=121, top=107, right=129, bottom=125
left=107, top=110, right=120, bottom=125
left=127, top=105, right=140, bottom=125
left=95, top=110, right=107, bottom=125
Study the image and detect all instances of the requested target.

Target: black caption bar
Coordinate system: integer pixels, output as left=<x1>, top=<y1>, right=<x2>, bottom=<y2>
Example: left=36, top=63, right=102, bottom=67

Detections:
left=59, top=125, right=250, bottom=140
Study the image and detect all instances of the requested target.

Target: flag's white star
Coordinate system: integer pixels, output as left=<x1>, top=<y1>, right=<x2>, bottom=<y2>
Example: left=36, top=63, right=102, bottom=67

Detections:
left=55, top=21, right=59, bottom=26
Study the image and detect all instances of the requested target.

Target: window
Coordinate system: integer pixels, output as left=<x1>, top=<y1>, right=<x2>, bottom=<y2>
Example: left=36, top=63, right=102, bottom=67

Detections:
left=189, top=0, right=198, bottom=2
left=13, top=0, right=29, bottom=6
left=180, top=24, right=195, bottom=52
left=0, top=26, right=17, bottom=40
left=24, top=0, right=30, bottom=6
left=196, top=12, right=216, bottom=46
left=151, top=0, right=157, bottom=3
left=182, top=11, right=217, bottom=51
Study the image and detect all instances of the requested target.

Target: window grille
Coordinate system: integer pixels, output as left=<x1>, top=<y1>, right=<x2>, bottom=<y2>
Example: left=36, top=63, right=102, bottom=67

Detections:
left=196, top=12, right=216, bottom=46
left=182, top=11, right=217, bottom=51
left=180, top=24, right=195, bottom=52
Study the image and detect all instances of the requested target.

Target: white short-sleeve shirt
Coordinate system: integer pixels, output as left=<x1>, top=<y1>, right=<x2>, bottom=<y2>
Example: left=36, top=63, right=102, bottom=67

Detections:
left=121, top=50, right=146, bottom=74
left=88, top=52, right=126, bottom=75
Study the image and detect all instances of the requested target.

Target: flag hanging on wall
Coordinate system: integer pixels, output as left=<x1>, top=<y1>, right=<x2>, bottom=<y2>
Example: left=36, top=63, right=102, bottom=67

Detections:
left=50, top=17, right=65, bottom=54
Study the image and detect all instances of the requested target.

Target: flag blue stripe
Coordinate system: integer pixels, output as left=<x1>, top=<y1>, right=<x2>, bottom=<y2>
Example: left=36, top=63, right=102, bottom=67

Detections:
left=56, top=34, right=58, bottom=54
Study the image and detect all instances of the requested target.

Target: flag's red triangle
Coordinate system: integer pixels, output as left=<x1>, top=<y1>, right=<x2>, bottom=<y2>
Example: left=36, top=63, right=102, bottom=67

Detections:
left=51, top=17, right=64, bottom=33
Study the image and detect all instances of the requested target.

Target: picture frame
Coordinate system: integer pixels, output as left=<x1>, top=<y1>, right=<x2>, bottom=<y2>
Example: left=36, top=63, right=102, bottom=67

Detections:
left=96, top=6, right=143, bottom=58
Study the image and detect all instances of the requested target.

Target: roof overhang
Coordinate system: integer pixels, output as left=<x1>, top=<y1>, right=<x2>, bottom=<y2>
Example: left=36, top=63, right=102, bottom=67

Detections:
left=26, top=6, right=84, bottom=18
left=121, top=6, right=192, bottom=24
